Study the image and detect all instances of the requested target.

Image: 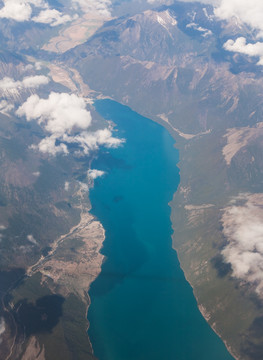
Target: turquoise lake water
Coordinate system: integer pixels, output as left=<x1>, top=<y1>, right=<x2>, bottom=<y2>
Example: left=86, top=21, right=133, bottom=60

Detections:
left=88, top=100, right=233, bottom=360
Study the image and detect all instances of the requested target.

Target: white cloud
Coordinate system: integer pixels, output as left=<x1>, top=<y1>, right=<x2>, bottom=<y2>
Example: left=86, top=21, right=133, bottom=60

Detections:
left=0, top=75, right=49, bottom=92
left=88, top=169, right=105, bottom=179
left=222, top=193, right=263, bottom=297
left=62, top=128, right=124, bottom=154
left=35, top=62, right=42, bottom=71
left=32, top=9, right=72, bottom=26
left=24, top=64, right=34, bottom=71
left=0, top=0, right=72, bottom=25
left=35, top=127, right=123, bottom=156
left=186, top=22, right=212, bottom=37
left=0, top=0, right=47, bottom=21
left=224, top=37, right=263, bottom=65
left=178, top=0, right=219, bottom=5
left=0, top=225, right=6, bottom=230
left=213, top=1, right=263, bottom=65
left=64, top=181, right=70, bottom=191
left=215, top=0, right=263, bottom=35
left=22, top=75, right=50, bottom=88
left=27, top=234, right=38, bottom=245
left=35, top=135, right=69, bottom=155
left=0, top=318, right=5, bottom=344
left=0, top=0, right=34, bottom=21
left=180, top=0, right=263, bottom=34
left=182, top=0, right=263, bottom=32
left=180, top=0, right=263, bottom=65
left=72, top=0, right=112, bottom=17
left=0, top=77, right=20, bottom=90
left=17, top=92, right=91, bottom=134
left=57, top=128, right=123, bottom=157
left=147, top=0, right=174, bottom=5
left=0, top=100, right=14, bottom=114
left=17, top=92, right=124, bottom=156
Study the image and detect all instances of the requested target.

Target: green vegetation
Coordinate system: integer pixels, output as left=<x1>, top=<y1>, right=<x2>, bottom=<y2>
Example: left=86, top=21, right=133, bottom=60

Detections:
left=11, top=273, right=95, bottom=360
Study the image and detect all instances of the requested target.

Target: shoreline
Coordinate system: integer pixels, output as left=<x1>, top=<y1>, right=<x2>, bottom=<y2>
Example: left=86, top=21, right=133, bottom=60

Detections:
left=3, top=187, right=106, bottom=359
left=169, top=205, right=238, bottom=360
left=89, top=95, right=238, bottom=360
left=21, top=16, right=239, bottom=358
left=182, top=261, right=238, bottom=360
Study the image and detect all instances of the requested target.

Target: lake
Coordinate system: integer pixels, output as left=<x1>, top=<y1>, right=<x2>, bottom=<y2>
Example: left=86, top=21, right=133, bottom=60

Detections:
left=88, top=100, right=233, bottom=360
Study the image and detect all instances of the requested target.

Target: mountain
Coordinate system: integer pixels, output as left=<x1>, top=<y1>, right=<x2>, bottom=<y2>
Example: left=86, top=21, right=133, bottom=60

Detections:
left=0, top=0, right=263, bottom=359
left=0, top=3, right=112, bottom=358
left=63, top=2, right=263, bottom=359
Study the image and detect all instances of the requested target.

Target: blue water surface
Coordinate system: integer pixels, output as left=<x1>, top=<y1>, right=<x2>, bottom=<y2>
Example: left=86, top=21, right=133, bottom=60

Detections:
left=88, top=100, right=233, bottom=360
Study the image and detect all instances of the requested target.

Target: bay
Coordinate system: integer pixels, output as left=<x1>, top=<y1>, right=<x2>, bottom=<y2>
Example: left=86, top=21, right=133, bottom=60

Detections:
left=88, top=99, right=233, bottom=360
